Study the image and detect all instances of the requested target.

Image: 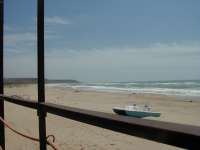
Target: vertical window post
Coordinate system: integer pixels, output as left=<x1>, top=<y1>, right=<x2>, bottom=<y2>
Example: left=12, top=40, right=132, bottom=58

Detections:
left=0, top=0, right=5, bottom=149
left=37, top=0, right=46, bottom=150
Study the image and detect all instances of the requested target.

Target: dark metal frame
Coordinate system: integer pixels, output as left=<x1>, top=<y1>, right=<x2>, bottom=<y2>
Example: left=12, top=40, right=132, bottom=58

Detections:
left=0, top=0, right=200, bottom=150
left=0, top=0, right=4, bottom=149
left=37, top=0, right=47, bottom=149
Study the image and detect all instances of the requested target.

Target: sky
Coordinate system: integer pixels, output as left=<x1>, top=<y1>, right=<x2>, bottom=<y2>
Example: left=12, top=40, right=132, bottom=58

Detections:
left=4, top=0, right=200, bottom=82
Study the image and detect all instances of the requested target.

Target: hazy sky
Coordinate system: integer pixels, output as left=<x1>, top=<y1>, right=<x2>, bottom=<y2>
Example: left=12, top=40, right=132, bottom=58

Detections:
left=4, top=0, right=200, bottom=82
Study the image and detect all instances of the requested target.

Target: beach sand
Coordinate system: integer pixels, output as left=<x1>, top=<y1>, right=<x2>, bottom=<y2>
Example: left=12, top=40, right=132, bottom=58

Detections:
left=3, top=84, right=200, bottom=150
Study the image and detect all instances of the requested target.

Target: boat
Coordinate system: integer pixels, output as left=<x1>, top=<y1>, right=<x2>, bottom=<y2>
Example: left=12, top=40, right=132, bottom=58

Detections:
left=113, top=104, right=161, bottom=118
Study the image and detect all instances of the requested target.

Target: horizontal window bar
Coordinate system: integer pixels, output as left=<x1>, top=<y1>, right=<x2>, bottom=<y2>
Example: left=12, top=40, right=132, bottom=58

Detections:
left=42, top=102, right=200, bottom=149
left=0, top=95, right=38, bottom=109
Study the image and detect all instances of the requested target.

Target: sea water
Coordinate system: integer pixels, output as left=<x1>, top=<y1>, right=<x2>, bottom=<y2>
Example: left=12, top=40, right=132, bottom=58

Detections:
left=47, top=80, right=200, bottom=98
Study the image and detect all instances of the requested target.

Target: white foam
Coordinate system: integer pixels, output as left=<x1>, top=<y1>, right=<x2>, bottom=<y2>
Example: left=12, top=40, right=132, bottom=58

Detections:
left=46, top=83, right=200, bottom=97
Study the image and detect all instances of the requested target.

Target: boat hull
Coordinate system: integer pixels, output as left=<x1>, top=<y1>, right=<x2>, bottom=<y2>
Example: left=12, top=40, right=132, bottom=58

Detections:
left=125, top=110, right=161, bottom=118
left=113, top=107, right=161, bottom=118
left=112, top=108, right=126, bottom=115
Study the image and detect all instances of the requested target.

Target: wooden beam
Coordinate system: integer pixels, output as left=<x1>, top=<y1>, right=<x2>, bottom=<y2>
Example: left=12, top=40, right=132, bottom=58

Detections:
left=42, top=102, right=200, bottom=149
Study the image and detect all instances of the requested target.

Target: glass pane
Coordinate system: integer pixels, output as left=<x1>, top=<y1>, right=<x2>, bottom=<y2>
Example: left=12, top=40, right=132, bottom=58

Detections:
left=4, top=0, right=37, bottom=99
left=45, top=0, right=200, bottom=127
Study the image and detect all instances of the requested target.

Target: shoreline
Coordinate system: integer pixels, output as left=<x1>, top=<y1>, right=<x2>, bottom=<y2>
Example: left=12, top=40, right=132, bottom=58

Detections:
left=6, top=83, right=200, bottom=101
left=49, top=85, right=200, bottom=103
left=46, top=83, right=200, bottom=102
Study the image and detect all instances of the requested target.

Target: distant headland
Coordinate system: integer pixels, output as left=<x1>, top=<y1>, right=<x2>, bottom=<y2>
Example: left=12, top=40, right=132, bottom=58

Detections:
left=4, top=78, right=80, bottom=84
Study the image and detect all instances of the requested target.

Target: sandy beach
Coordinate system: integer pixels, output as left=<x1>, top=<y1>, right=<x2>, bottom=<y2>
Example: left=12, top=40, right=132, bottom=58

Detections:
left=3, top=84, right=200, bottom=150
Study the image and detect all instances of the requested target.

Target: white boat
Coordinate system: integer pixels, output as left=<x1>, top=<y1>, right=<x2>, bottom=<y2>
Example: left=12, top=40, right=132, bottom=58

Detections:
left=113, top=104, right=161, bottom=118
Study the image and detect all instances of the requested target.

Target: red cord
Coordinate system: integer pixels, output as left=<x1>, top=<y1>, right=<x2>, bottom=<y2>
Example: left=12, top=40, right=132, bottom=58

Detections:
left=0, top=117, right=58, bottom=150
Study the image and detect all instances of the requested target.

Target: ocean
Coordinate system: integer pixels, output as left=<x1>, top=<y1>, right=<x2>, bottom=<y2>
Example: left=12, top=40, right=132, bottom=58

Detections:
left=47, top=80, right=200, bottom=98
